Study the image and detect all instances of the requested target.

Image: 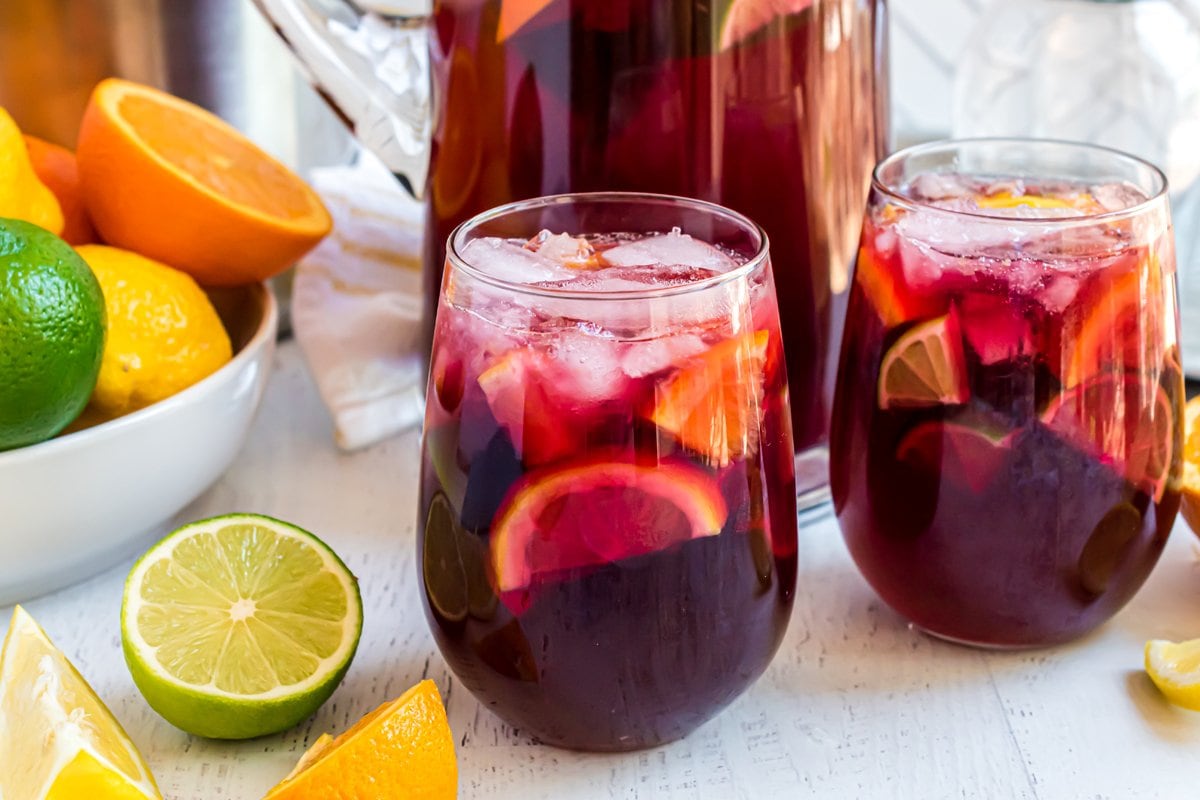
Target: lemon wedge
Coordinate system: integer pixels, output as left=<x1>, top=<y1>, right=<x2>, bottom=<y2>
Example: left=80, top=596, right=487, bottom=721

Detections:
left=0, top=606, right=161, bottom=799
left=1145, top=638, right=1200, bottom=710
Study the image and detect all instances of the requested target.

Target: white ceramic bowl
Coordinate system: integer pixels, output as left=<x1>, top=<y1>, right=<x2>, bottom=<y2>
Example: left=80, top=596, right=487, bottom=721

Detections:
left=0, top=283, right=277, bottom=604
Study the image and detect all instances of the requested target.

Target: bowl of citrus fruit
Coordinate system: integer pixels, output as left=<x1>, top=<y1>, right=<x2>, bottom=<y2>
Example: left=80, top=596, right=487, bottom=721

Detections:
left=0, top=78, right=332, bottom=603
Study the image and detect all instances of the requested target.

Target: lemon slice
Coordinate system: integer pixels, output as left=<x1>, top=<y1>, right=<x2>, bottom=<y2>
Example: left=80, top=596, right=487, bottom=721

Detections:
left=1145, top=638, right=1200, bottom=710
left=121, top=514, right=363, bottom=740
left=0, top=606, right=161, bottom=799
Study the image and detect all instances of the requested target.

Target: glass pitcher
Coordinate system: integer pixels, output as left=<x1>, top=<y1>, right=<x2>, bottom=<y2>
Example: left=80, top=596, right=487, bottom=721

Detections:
left=253, top=0, right=890, bottom=506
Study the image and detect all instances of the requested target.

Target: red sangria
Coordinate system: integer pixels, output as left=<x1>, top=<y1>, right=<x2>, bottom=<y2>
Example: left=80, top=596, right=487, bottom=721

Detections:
left=425, top=0, right=887, bottom=501
left=831, top=140, right=1183, bottom=648
left=419, top=194, right=797, bottom=750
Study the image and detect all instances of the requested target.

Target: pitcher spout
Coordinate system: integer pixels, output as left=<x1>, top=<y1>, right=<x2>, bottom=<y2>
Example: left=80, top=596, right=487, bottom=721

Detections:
left=252, top=0, right=431, bottom=198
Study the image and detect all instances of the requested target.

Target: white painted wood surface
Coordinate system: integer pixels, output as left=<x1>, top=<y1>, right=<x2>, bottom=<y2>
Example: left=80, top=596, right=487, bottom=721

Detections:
left=7, top=341, right=1200, bottom=799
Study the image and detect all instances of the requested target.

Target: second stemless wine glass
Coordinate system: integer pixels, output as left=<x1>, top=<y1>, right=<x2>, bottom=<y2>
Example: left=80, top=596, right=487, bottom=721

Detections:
left=418, top=193, right=797, bottom=750
left=831, top=139, right=1183, bottom=648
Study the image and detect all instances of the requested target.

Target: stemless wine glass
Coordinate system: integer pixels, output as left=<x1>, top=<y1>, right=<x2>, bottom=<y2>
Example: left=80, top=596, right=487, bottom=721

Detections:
left=418, top=192, right=797, bottom=750
left=831, top=139, right=1183, bottom=648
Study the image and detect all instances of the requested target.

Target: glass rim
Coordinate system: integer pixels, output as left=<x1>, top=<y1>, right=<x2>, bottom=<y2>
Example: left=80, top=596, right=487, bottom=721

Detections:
left=445, top=191, right=771, bottom=301
left=871, top=137, right=1170, bottom=227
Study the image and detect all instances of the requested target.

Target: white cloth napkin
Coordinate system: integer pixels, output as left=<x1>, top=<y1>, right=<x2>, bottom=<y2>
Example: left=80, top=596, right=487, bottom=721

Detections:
left=291, top=152, right=427, bottom=450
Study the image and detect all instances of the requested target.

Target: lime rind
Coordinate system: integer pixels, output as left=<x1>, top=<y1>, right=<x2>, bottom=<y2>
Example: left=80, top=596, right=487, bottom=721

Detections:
left=121, top=514, right=363, bottom=740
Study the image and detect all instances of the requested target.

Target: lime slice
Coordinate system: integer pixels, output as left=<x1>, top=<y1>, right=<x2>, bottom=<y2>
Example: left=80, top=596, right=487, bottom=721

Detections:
left=0, top=606, right=162, bottom=799
left=719, top=0, right=814, bottom=51
left=121, top=514, right=363, bottom=740
left=1146, top=638, right=1200, bottom=710
left=877, top=312, right=969, bottom=409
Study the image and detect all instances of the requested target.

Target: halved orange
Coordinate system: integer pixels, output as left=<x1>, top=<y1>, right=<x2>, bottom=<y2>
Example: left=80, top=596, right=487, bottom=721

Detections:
left=876, top=311, right=969, bottom=409
left=1041, top=374, right=1176, bottom=501
left=1065, top=256, right=1158, bottom=387
left=489, top=456, right=728, bottom=593
left=896, top=420, right=1013, bottom=493
left=76, top=78, right=332, bottom=287
left=263, top=679, right=456, bottom=800
left=649, top=330, right=769, bottom=467
left=1177, top=396, right=1200, bottom=537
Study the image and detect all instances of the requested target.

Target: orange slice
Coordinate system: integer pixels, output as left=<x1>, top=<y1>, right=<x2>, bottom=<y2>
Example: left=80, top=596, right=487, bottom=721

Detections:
left=76, top=78, right=332, bottom=287
left=854, top=243, right=942, bottom=328
left=1177, top=396, right=1200, bottom=536
left=263, top=680, right=456, bottom=800
left=490, top=456, right=728, bottom=593
left=876, top=312, right=969, bottom=409
left=1065, top=259, right=1159, bottom=387
left=649, top=330, right=769, bottom=467
left=497, top=0, right=560, bottom=42
left=975, top=190, right=1100, bottom=213
left=1041, top=374, right=1176, bottom=501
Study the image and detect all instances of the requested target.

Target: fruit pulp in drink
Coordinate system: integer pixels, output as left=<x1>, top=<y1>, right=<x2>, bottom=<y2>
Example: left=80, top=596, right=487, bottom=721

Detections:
left=423, top=0, right=885, bottom=462
left=420, top=228, right=797, bottom=749
left=831, top=176, right=1182, bottom=647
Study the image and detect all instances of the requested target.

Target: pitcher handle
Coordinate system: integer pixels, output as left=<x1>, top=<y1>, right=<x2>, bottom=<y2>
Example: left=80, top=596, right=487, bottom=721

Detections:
left=251, top=0, right=431, bottom=198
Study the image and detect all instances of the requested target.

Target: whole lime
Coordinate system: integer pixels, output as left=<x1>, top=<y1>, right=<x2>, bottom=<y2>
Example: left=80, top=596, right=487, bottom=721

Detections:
left=0, top=218, right=106, bottom=450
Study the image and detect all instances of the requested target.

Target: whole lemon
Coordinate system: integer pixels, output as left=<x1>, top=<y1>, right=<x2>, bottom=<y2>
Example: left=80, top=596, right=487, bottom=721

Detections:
left=0, top=108, right=64, bottom=235
left=0, top=218, right=105, bottom=450
left=74, top=245, right=232, bottom=419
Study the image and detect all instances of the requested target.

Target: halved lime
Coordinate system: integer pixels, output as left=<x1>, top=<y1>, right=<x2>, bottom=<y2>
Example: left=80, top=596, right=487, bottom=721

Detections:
left=877, top=312, right=970, bottom=409
left=121, top=514, right=363, bottom=740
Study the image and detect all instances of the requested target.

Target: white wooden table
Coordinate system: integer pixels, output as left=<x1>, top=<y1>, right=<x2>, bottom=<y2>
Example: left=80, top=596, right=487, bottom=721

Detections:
left=8, top=341, right=1200, bottom=799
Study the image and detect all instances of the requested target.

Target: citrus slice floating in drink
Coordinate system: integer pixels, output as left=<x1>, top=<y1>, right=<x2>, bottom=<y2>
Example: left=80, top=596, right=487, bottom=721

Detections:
left=478, top=348, right=586, bottom=466
left=1041, top=375, right=1176, bottom=501
left=876, top=311, right=969, bottom=409
left=719, top=0, right=814, bottom=50
left=496, top=0, right=563, bottom=42
left=896, top=420, right=1013, bottom=494
left=263, top=679, right=457, bottom=800
left=424, top=493, right=498, bottom=623
left=490, top=456, right=728, bottom=594
left=121, top=514, right=363, bottom=740
left=1145, top=637, right=1200, bottom=711
left=854, top=243, right=942, bottom=328
left=1065, top=261, right=1157, bottom=386
left=0, top=606, right=162, bottom=799
left=649, top=330, right=769, bottom=467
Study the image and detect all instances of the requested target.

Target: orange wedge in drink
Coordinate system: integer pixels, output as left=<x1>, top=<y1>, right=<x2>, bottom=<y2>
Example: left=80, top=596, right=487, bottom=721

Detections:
left=1178, top=396, right=1200, bottom=537
left=76, top=78, right=331, bottom=287
left=876, top=311, right=969, bottom=409
left=649, top=330, right=769, bottom=467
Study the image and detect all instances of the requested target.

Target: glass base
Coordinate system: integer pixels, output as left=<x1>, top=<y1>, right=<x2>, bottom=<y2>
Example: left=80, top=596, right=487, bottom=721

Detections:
left=794, top=445, right=831, bottom=514
left=914, top=624, right=1064, bottom=651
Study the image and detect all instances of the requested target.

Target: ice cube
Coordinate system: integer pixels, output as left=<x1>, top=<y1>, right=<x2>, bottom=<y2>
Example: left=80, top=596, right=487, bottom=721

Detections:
left=909, top=172, right=975, bottom=202
left=528, top=230, right=598, bottom=268
left=620, top=334, right=709, bottom=378
left=1091, top=181, right=1149, bottom=213
left=600, top=229, right=738, bottom=272
left=461, top=237, right=575, bottom=284
left=1038, top=274, right=1080, bottom=312
left=547, top=327, right=626, bottom=403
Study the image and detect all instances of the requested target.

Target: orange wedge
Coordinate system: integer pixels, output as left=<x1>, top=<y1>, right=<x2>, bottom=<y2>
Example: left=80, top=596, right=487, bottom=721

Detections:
left=876, top=311, right=969, bottom=409
left=649, top=330, right=769, bottom=467
left=1065, top=260, right=1158, bottom=387
left=263, top=680, right=456, bottom=800
left=497, top=0, right=559, bottom=42
left=76, top=78, right=331, bottom=287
